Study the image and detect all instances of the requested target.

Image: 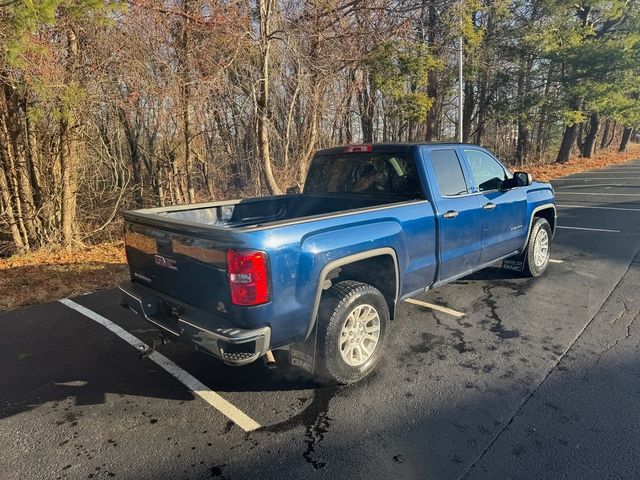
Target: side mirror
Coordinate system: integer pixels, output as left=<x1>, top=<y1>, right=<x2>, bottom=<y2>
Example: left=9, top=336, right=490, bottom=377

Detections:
left=286, top=185, right=301, bottom=195
left=513, top=171, right=533, bottom=187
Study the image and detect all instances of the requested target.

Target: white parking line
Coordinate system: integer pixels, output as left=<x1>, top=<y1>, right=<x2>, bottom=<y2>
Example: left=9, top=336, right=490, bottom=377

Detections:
left=566, top=171, right=640, bottom=174
left=404, top=298, right=465, bottom=318
left=554, top=184, right=632, bottom=189
left=558, top=204, right=640, bottom=212
left=555, top=192, right=640, bottom=197
left=556, top=226, right=621, bottom=233
left=549, top=259, right=564, bottom=264
left=59, top=299, right=261, bottom=432
left=554, top=178, right=640, bottom=181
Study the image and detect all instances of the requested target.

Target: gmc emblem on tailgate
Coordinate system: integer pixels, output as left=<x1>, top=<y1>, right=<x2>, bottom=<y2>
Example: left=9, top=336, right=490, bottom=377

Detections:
left=154, top=254, right=178, bottom=271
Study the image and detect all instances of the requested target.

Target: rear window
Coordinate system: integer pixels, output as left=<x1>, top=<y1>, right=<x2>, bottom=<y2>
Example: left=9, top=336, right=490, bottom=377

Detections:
left=304, top=153, right=423, bottom=198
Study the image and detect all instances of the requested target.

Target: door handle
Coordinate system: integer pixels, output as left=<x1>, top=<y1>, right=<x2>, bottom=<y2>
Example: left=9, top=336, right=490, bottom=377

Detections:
left=483, top=203, right=497, bottom=211
left=443, top=210, right=459, bottom=219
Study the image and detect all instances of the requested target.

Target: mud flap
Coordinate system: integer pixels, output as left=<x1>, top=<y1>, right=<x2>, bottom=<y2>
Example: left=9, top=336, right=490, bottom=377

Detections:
left=289, top=324, right=318, bottom=375
left=502, top=251, right=526, bottom=272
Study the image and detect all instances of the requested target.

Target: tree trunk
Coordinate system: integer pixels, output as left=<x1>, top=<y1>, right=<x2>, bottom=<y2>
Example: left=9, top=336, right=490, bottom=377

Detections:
left=556, top=124, right=578, bottom=163
left=606, top=122, right=617, bottom=148
left=619, top=127, right=633, bottom=152
left=343, top=81, right=353, bottom=144
left=424, top=3, right=440, bottom=142
left=60, top=123, right=79, bottom=246
left=60, top=26, right=80, bottom=247
left=357, top=71, right=375, bottom=143
left=474, top=72, right=488, bottom=145
left=118, top=107, right=144, bottom=208
left=297, top=80, right=321, bottom=185
left=425, top=74, right=439, bottom=142
left=599, top=118, right=610, bottom=149
left=516, top=57, right=533, bottom=164
left=282, top=80, right=300, bottom=171
left=182, top=96, right=194, bottom=202
left=1, top=85, right=32, bottom=249
left=516, top=121, right=529, bottom=165
left=0, top=164, right=25, bottom=252
left=256, top=0, right=281, bottom=195
left=577, top=121, right=585, bottom=154
left=180, top=0, right=195, bottom=203
left=1, top=83, right=41, bottom=243
left=535, top=62, right=554, bottom=158
left=462, top=80, right=474, bottom=143
left=0, top=107, right=27, bottom=252
left=581, top=113, right=600, bottom=158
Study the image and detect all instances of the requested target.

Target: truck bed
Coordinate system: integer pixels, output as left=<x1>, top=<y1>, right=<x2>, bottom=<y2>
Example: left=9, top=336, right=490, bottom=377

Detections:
left=147, top=193, right=410, bottom=229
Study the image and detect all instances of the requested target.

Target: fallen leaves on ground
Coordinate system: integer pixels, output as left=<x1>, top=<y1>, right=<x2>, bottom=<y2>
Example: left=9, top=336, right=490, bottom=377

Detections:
left=524, top=144, right=640, bottom=182
left=0, top=243, right=128, bottom=311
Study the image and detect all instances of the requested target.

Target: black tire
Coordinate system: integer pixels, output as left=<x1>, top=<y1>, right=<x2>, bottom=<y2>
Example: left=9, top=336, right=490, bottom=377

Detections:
left=315, top=280, right=389, bottom=385
left=523, top=217, right=552, bottom=277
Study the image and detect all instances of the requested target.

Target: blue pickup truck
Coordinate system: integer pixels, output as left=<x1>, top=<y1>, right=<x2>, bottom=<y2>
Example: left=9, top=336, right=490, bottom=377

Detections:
left=120, top=143, right=555, bottom=384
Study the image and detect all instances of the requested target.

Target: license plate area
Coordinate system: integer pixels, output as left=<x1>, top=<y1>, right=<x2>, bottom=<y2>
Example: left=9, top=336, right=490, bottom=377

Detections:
left=154, top=299, right=185, bottom=333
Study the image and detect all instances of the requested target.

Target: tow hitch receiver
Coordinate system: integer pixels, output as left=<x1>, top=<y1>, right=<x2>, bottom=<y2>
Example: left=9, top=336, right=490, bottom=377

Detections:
left=137, top=334, right=171, bottom=359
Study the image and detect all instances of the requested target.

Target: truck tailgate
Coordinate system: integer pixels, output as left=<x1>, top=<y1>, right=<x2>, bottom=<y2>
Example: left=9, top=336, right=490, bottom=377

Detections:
left=124, top=221, right=231, bottom=317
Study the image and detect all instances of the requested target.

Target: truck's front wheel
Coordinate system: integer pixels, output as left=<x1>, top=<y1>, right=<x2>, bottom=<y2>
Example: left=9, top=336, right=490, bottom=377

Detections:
left=523, top=217, right=552, bottom=277
left=316, top=281, right=389, bottom=385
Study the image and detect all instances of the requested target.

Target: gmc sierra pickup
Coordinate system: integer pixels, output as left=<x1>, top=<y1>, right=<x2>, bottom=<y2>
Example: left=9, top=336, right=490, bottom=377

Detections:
left=120, top=143, right=555, bottom=384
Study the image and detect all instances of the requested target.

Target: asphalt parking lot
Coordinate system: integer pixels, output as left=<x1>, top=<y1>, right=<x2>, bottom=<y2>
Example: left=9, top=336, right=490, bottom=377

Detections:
left=2, top=161, right=640, bottom=480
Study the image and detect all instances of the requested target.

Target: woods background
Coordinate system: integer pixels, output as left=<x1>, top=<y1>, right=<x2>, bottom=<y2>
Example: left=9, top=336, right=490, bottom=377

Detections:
left=1, top=0, right=639, bottom=256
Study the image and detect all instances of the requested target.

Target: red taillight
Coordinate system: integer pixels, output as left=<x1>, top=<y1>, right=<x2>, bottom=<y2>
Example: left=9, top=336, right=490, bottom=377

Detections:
left=226, top=250, right=270, bottom=306
left=344, top=144, right=372, bottom=153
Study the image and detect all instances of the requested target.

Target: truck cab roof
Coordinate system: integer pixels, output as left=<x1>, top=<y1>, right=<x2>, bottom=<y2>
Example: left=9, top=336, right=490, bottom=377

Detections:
left=316, top=143, right=489, bottom=156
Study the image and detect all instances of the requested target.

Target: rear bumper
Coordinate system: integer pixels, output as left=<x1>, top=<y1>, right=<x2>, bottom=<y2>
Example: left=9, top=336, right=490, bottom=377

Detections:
left=119, top=281, right=270, bottom=366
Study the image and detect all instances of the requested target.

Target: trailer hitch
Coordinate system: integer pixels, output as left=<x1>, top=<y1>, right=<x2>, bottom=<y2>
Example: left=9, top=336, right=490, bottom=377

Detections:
left=137, top=334, right=171, bottom=359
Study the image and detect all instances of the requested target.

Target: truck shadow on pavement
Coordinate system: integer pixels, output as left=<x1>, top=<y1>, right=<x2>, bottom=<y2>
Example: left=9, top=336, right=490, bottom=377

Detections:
left=0, top=296, right=325, bottom=421
left=457, top=266, right=528, bottom=282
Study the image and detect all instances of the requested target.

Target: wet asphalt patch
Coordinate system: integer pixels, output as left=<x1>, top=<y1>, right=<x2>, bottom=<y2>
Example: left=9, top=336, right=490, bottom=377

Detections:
left=2, top=160, right=640, bottom=479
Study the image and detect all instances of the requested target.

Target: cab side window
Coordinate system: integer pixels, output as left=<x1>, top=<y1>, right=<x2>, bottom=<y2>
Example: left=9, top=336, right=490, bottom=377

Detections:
left=465, top=150, right=507, bottom=192
left=431, top=149, right=468, bottom=196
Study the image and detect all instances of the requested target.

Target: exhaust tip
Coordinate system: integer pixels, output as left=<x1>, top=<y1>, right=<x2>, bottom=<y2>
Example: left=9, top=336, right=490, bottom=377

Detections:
left=263, top=350, right=276, bottom=369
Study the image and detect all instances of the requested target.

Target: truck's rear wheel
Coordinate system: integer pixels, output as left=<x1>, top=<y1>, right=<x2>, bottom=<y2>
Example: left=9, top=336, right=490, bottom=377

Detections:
left=523, top=217, right=552, bottom=277
left=315, top=281, right=389, bottom=385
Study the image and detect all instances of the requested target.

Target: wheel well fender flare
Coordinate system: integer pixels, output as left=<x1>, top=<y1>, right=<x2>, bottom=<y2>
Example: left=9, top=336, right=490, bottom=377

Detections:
left=304, top=247, right=400, bottom=339
left=522, top=204, right=556, bottom=251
